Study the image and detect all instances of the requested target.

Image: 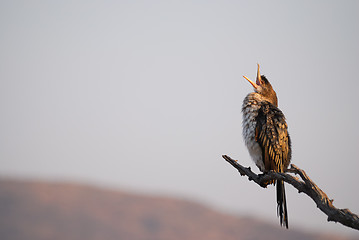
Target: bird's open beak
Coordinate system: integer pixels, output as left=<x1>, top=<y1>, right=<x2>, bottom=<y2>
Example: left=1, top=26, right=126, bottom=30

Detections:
left=243, top=64, right=262, bottom=89
left=243, top=75, right=258, bottom=89
left=256, top=63, right=262, bottom=85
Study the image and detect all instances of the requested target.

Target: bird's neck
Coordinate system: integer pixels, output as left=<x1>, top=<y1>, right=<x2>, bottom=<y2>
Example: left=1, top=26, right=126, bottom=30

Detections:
left=246, top=92, right=278, bottom=107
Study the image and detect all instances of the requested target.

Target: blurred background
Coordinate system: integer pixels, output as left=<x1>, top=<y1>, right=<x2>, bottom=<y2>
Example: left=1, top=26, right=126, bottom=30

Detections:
left=1, top=0, right=359, bottom=239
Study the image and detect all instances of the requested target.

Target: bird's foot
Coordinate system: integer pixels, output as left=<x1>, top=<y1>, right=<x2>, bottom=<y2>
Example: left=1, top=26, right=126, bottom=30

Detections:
left=258, top=173, right=275, bottom=187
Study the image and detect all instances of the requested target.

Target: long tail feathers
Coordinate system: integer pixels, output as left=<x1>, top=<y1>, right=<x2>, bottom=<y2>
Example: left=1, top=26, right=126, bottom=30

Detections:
left=276, top=180, right=288, bottom=228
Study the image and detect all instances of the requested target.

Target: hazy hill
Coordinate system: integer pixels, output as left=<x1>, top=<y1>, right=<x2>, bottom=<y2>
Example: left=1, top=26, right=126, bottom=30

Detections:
left=0, top=178, right=356, bottom=240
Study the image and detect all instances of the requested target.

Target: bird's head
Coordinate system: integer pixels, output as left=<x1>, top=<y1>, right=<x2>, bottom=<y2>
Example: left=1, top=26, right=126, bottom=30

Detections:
left=243, top=64, right=278, bottom=107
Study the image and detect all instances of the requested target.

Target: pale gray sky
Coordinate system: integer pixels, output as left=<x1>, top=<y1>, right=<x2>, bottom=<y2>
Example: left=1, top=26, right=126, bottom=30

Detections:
left=1, top=0, right=359, bottom=237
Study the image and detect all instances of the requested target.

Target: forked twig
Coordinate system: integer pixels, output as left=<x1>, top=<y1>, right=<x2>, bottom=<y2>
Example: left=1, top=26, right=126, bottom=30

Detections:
left=222, top=154, right=359, bottom=230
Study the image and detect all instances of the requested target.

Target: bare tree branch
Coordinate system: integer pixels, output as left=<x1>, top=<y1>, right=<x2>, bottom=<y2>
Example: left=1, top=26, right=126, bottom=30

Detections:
left=222, top=154, right=359, bottom=230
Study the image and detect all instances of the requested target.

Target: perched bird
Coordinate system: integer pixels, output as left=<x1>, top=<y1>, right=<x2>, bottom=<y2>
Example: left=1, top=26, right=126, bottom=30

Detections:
left=242, top=64, right=291, bottom=228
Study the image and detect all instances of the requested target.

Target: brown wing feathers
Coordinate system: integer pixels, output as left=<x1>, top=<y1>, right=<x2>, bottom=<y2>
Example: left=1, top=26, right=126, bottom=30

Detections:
left=255, top=103, right=291, bottom=173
